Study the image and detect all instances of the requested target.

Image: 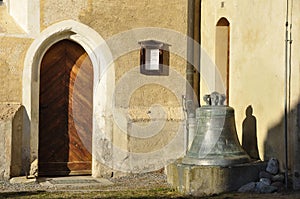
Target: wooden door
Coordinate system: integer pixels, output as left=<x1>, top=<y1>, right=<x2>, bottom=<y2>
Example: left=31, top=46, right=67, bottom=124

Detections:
left=39, top=39, right=93, bottom=176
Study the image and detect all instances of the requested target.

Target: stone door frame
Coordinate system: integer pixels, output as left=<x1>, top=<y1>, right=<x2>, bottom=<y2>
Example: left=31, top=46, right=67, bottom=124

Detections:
left=23, top=20, right=114, bottom=177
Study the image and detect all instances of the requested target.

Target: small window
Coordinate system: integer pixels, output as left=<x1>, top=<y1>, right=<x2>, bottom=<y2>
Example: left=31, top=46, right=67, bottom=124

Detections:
left=139, top=40, right=170, bottom=76
left=215, top=17, right=230, bottom=103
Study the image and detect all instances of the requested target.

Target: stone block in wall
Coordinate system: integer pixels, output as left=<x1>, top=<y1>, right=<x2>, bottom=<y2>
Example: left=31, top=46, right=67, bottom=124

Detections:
left=0, top=103, right=29, bottom=180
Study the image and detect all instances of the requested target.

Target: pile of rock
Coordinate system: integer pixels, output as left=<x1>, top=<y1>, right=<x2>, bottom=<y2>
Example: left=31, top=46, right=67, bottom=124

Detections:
left=238, top=158, right=285, bottom=193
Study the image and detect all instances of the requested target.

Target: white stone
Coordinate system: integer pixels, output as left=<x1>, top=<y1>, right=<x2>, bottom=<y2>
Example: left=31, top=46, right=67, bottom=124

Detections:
left=260, top=178, right=271, bottom=185
left=10, top=176, right=36, bottom=184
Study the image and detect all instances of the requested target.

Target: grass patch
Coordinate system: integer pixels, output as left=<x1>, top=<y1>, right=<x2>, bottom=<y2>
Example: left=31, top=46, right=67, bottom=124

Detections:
left=1, top=188, right=298, bottom=199
left=0, top=188, right=185, bottom=199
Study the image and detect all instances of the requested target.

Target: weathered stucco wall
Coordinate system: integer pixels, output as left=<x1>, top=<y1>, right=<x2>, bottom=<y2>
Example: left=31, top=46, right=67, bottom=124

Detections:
left=290, top=2, right=300, bottom=189
left=0, top=4, right=33, bottom=180
left=0, top=4, right=32, bottom=102
left=0, top=6, right=24, bottom=34
left=201, top=0, right=300, bottom=170
left=0, top=37, right=32, bottom=102
left=41, top=0, right=187, bottom=38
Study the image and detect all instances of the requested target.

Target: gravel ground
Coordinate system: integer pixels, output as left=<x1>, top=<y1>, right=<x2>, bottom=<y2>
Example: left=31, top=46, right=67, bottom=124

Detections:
left=1, top=172, right=300, bottom=198
left=0, top=180, right=43, bottom=193
left=0, top=172, right=171, bottom=193
left=109, top=171, right=170, bottom=190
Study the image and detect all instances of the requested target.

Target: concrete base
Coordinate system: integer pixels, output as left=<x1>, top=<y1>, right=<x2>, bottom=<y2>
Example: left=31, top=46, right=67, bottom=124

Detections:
left=166, top=159, right=267, bottom=196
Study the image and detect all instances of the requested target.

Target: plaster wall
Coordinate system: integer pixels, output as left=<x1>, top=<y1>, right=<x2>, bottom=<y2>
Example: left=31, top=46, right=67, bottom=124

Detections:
left=0, top=37, right=32, bottom=103
left=9, top=0, right=27, bottom=32
left=0, top=5, right=23, bottom=34
left=8, top=0, right=40, bottom=35
left=40, top=0, right=187, bottom=38
left=0, top=3, right=33, bottom=179
left=290, top=1, right=300, bottom=189
left=200, top=0, right=300, bottom=170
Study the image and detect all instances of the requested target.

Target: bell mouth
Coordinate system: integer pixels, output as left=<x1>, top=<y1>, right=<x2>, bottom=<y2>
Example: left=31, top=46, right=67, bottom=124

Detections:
left=182, top=153, right=251, bottom=166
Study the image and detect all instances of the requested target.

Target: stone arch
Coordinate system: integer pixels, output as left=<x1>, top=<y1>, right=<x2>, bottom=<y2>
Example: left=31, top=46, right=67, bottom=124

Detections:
left=22, top=20, right=114, bottom=176
left=216, top=17, right=230, bottom=26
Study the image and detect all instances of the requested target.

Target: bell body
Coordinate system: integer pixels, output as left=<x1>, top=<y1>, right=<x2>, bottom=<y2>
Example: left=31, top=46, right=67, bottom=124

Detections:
left=182, top=105, right=251, bottom=166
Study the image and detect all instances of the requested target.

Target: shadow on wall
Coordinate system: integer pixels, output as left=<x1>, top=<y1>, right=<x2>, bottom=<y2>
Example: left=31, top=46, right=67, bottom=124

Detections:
left=294, top=102, right=300, bottom=189
left=264, top=101, right=300, bottom=172
left=242, top=105, right=260, bottom=160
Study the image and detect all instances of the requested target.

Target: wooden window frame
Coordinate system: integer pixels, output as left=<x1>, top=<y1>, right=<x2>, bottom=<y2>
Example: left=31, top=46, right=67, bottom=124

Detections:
left=139, top=40, right=170, bottom=76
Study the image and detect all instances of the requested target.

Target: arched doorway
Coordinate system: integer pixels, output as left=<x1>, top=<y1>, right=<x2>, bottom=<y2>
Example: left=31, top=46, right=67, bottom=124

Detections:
left=215, top=17, right=230, bottom=104
left=38, top=39, right=93, bottom=176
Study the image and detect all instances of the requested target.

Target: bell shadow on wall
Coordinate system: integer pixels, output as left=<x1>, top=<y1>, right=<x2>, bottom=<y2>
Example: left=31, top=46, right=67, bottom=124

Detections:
left=242, top=105, right=260, bottom=160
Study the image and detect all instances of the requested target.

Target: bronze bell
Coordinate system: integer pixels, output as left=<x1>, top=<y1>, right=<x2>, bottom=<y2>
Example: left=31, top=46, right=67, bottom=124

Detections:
left=182, top=92, right=251, bottom=166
